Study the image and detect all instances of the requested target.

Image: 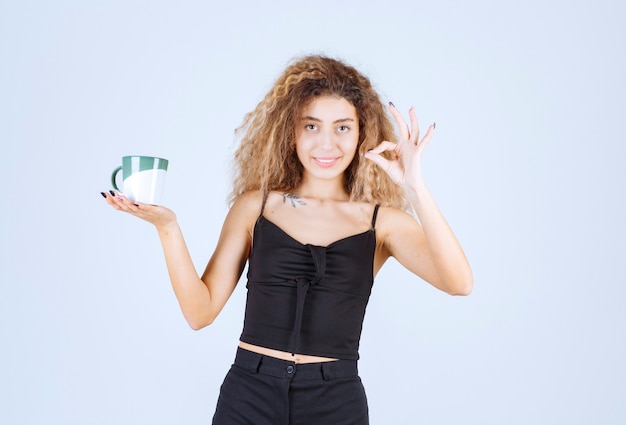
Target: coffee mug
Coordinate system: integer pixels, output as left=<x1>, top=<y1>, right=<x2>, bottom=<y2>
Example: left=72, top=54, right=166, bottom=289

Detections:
left=111, top=155, right=169, bottom=204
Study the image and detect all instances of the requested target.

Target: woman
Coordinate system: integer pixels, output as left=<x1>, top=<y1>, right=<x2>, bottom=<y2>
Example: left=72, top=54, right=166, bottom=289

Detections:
left=102, top=54, right=472, bottom=424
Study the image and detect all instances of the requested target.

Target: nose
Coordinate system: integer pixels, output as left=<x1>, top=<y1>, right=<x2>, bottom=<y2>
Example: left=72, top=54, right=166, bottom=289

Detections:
left=318, top=129, right=334, bottom=150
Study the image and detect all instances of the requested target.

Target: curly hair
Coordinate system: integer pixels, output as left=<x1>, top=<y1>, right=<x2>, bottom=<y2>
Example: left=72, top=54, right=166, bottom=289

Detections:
left=230, top=54, right=407, bottom=209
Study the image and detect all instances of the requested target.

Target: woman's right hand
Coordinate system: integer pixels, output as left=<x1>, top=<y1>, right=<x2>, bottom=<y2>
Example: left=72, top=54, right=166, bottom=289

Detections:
left=101, top=190, right=177, bottom=230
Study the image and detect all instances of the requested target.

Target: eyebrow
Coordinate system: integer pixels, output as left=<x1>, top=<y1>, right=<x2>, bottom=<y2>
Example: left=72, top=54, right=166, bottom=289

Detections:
left=300, top=116, right=356, bottom=124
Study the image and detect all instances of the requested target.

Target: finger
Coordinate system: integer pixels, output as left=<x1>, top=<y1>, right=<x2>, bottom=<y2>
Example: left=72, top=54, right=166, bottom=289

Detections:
left=363, top=150, right=392, bottom=171
left=102, top=190, right=123, bottom=210
left=417, top=123, right=436, bottom=151
left=388, top=102, right=409, bottom=141
left=408, top=107, right=420, bottom=144
left=120, top=196, right=143, bottom=212
left=367, top=140, right=398, bottom=155
left=108, top=191, right=141, bottom=212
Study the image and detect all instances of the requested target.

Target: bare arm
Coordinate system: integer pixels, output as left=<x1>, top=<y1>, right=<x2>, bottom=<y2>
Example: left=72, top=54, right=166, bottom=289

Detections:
left=102, top=190, right=259, bottom=329
left=379, top=191, right=473, bottom=295
left=364, top=104, right=473, bottom=295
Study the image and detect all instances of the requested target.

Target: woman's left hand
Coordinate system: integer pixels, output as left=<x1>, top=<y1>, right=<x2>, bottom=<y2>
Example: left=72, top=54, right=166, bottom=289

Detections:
left=363, top=103, right=434, bottom=189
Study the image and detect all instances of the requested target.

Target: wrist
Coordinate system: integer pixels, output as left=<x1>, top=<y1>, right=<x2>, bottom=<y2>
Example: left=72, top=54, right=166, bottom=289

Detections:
left=402, top=180, right=427, bottom=197
left=403, top=182, right=432, bottom=207
left=156, top=219, right=180, bottom=236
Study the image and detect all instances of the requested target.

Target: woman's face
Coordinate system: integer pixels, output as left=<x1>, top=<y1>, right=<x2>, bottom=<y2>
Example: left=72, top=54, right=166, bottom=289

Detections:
left=295, top=96, right=359, bottom=184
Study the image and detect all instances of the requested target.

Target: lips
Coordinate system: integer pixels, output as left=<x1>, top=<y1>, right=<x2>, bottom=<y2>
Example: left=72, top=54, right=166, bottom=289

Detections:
left=313, top=157, right=340, bottom=168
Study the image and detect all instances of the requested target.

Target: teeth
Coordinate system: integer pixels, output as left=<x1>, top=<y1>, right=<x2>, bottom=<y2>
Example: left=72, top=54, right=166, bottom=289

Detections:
left=316, top=158, right=335, bottom=163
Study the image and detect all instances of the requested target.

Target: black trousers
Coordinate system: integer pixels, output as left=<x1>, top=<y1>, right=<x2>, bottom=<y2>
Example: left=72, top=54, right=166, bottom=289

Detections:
left=212, top=347, right=369, bottom=424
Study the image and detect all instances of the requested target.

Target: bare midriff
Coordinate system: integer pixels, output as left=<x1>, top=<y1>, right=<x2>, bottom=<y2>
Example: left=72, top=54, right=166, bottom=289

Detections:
left=238, top=341, right=338, bottom=364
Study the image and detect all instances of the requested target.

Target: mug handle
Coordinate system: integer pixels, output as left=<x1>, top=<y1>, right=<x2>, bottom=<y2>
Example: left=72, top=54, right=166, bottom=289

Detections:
left=111, top=166, right=123, bottom=191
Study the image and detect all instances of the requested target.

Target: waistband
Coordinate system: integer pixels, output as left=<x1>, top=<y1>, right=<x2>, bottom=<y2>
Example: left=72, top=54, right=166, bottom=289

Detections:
left=233, top=347, right=359, bottom=381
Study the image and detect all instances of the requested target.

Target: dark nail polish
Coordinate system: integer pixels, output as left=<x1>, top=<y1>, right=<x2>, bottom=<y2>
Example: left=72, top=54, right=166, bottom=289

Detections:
left=133, top=203, right=139, bottom=207
left=100, top=192, right=107, bottom=198
left=389, top=101, right=395, bottom=108
left=367, top=148, right=373, bottom=152
left=433, top=122, right=436, bottom=129
left=109, top=190, right=115, bottom=196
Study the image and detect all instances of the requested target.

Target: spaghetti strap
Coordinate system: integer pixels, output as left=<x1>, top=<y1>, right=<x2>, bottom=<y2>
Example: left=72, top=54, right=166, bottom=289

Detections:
left=371, top=204, right=381, bottom=229
left=259, top=191, right=269, bottom=217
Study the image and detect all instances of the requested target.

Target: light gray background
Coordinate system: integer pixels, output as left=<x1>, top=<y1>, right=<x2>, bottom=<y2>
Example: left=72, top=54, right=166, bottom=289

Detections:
left=1, top=0, right=625, bottom=424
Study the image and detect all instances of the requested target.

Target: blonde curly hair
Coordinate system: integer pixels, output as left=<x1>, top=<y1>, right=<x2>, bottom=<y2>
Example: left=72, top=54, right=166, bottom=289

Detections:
left=230, top=54, right=407, bottom=209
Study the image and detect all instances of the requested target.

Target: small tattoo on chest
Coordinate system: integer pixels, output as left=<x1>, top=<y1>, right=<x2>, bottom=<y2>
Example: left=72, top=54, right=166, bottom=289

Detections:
left=282, top=193, right=307, bottom=208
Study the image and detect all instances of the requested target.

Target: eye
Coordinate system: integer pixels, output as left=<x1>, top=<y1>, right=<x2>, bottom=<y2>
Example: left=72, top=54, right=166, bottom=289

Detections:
left=305, top=124, right=317, bottom=131
left=337, top=125, right=350, bottom=133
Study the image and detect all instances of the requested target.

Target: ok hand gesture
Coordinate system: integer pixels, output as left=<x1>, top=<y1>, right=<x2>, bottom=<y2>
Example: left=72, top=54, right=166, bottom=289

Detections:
left=364, top=103, right=435, bottom=190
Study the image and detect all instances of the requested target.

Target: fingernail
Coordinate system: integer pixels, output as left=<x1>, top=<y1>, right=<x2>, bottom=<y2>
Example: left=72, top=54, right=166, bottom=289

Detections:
left=133, top=203, right=139, bottom=207
left=367, top=148, right=373, bottom=152
left=433, top=122, right=436, bottom=129
left=109, top=190, right=115, bottom=196
left=100, top=192, right=107, bottom=198
left=388, top=101, right=395, bottom=108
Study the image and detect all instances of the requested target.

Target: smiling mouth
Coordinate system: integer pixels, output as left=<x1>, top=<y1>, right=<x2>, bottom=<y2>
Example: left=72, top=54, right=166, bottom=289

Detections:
left=313, top=157, right=340, bottom=167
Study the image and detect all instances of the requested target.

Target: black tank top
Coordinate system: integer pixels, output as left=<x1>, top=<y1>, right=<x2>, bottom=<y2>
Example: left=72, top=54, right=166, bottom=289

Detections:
left=239, top=204, right=380, bottom=360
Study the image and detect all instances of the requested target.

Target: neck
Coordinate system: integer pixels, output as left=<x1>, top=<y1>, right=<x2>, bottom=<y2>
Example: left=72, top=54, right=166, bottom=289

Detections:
left=296, top=176, right=349, bottom=201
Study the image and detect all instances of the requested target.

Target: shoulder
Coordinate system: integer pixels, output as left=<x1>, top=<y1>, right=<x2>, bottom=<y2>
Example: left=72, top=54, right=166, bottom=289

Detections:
left=375, top=206, right=421, bottom=249
left=225, top=190, right=265, bottom=235
left=262, top=190, right=286, bottom=209
left=376, top=205, right=415, bottom=227
left=231, top=190, right=265, bottom=212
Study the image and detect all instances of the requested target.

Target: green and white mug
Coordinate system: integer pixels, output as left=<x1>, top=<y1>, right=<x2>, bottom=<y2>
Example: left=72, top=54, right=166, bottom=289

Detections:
left=111, top=156, right=169, bottom=204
